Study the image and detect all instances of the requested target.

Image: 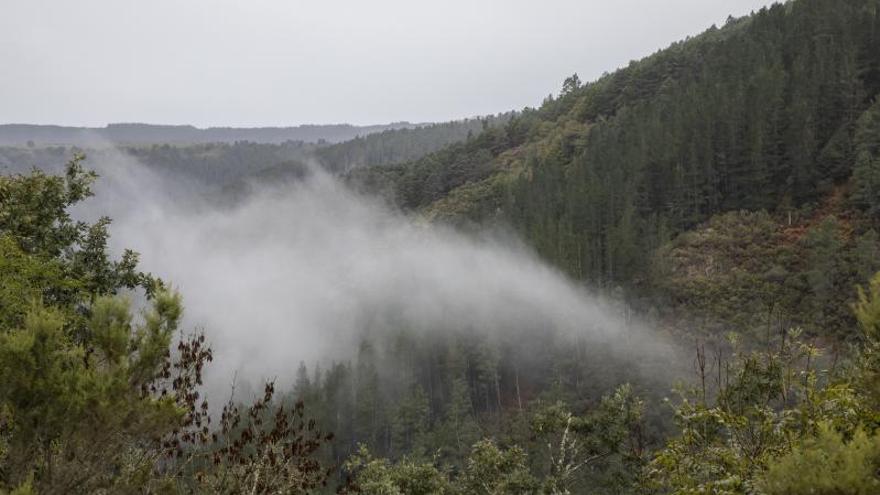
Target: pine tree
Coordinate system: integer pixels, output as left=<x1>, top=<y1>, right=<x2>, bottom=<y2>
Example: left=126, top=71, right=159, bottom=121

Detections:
left=852, top=99, right=880, bottom=214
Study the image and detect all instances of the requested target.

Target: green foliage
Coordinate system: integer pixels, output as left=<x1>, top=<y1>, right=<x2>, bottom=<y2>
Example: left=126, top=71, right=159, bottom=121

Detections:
left=0, top=235, right=67, bottom=329
left=644, top=275, right=880, bottom=495
left=5, top=476, right=34, bottom=495
left=560, top=74, right=582, bottom=97
left=0, top=156, right=180, bottom=491
left=852, top=98, right=880, bottom=215
left=458, top=440, right=537, bottom=495
left=854, top=272, right=880, bottom=342
left=343, top=439, right=539, bottom=495
left=351, top=0, right=880, bottom=301
left=0, top=153, right=96, bottom=256
left=650, top=211, right=790, bottom=336
left=530, top=385, right=644, bottom=494
left=438, top=377, right=483, bottom=464
left=318, top=115, right=512, bottom=173
left=0, top=160, right=333, bottom=493
left=0, top=294, right=184, bottom=492
left=0, top=155, right=160, bottom=313
left=342, top=385, right=643, bottom=494
left=390, top=385, right=430, bottom=457
left=5, top=1, right=880, bottom=491
left=758, top=423, right=880, bottom=495
left=1, top=117, right=501, bottom=204
left=343, top=446, right=452, bottom=495
left=650, top=208, right=880, bottom=341
left=854, top=273, right=880, bottom=414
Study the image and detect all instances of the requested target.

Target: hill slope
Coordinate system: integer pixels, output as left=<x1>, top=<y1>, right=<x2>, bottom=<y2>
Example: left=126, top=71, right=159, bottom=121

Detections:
left=5, top=1, right=875, bottom=341
left=349, top=0, right=880, bottom=338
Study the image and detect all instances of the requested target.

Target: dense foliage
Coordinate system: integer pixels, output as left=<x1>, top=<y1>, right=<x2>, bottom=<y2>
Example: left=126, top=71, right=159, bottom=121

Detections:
left=0, top=116, right=504, bottom=190
left=315, top=115, right=512, bottom=174
left=3, top=0, right=880, bottom=493
left=351, top=0, right=880, bottom=340
left=0, top=158, right=334, bottom=493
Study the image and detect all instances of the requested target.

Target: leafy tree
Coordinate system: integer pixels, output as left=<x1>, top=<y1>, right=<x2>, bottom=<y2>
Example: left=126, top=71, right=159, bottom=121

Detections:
left=645, top=270, right=880, bottom=494
left=341, top=445, right=452, bottom=495
left=853, top=272, right=880, bottom=413
left=643, top=331, right=863, bottom=494
left=560, top=74, right=582, bottom=97
left=0, top=158, right=333, bottom=492
left=854, top=272, right=880, bottom=342
left=758, top=423, right=880, bottom=495
left=530, top=385, right=644, bottom=494
left=457, top=440, right=538, bottom=495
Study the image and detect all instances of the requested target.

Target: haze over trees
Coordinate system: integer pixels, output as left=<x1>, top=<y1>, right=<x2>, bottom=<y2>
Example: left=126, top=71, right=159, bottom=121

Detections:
left=0, top=122, right=420, bottom=147
left=2, top=0, right=880, bottom=493
left=0, top=116, right=508, bottom=189
left=352, top=0, right=880, bottom=340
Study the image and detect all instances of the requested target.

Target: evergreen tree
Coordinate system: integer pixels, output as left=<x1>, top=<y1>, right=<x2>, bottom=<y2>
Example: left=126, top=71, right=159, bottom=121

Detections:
left=852, top=99, right=880, bottom=214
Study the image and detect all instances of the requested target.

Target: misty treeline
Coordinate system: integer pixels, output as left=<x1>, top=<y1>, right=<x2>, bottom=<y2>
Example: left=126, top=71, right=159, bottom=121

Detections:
left=0, top=122, right=420, bottom=147
left=4, top=155, right=880, bottom=494
left=0, top=115, right=508, bottom=189
left=0, top=157, right=339, bottom=493
left=4, top=0, right=880, bottom=494
left=3, top=157, right=880, bottom=494
left=349, top=0, right=880, bottom=340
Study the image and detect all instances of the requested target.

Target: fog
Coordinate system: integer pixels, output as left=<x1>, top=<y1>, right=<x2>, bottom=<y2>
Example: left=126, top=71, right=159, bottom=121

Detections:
left=74, top=151, right=680, bottom=393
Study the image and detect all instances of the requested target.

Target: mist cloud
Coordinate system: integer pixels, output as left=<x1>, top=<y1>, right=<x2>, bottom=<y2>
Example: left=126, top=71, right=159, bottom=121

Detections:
left=75, top=152, right=680, bottom=393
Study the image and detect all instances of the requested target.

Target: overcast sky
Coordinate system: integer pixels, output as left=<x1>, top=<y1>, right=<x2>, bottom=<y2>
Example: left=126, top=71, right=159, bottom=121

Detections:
left=1, top=0, right=777, bottom=127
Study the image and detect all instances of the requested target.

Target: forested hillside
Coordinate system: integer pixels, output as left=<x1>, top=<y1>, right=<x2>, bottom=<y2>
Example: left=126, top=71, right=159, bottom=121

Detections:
left=0, top=141, right=315, bottom=186
left=4, top=0, right=880, bottom=493
left=0, top=116, right=506, bottom=189
left=4, top=156, right=880, bottom=494
left=314, top=114, right=513, bottom=173
left=352, top=0, right=880, bottom=340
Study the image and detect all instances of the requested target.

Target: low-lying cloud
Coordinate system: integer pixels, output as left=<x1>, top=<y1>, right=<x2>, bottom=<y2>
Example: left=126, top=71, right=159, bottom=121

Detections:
left=72, top=151, right=679, bottom=393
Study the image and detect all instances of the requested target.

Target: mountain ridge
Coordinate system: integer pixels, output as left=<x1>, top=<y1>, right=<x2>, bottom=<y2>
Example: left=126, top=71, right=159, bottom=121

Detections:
left=0, top=121, right=427, bottom=146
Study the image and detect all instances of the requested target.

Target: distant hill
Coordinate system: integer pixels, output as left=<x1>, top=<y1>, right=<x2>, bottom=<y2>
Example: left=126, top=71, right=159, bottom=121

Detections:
left=0, top=121, right=426, bottom=146
left=0, top=114, right=512, bottom=200
left=314, top=113, right=514, bottom=173
left=0, top=141, right=315, bottom=186
left=209, top=115, right=512, bottom=203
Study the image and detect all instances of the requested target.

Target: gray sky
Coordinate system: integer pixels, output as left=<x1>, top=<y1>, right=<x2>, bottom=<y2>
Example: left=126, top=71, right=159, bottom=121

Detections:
left=1, top=0, right=776, bottom=127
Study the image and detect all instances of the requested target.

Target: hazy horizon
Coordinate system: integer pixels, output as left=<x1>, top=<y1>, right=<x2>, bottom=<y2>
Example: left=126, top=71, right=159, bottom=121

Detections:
left=2, top=0, right=777, bottom=128
left=0, top=121, right=424, bottom=129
